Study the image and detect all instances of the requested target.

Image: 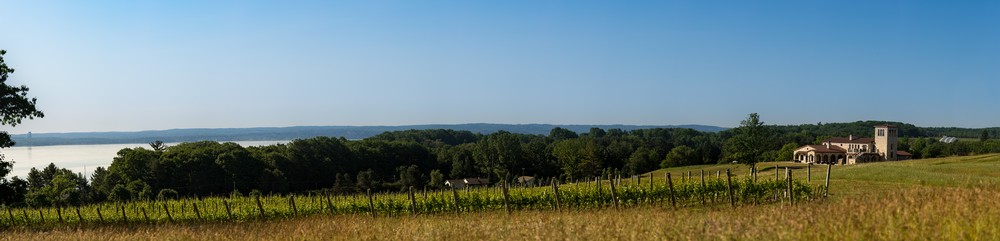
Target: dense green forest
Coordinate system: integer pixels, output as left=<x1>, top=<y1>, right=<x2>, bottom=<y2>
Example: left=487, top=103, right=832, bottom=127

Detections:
left=3, top=120, right=1000, bottom=207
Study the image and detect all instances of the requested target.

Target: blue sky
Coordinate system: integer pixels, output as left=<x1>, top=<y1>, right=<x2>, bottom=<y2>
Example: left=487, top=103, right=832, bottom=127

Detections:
left=1, top=1, right=998, bottom=133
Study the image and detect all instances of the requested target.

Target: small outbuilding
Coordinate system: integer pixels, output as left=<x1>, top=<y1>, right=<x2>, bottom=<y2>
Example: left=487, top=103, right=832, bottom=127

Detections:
left=444, top=177, right=491, bottom=189
left=896, top=150, right=913, bottom=160
left=516, top=176, right=536, bottom=186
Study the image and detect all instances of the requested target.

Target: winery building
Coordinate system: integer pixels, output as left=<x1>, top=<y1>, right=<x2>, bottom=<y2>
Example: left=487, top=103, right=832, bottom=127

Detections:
left=793, top=124, right=912, bottom=165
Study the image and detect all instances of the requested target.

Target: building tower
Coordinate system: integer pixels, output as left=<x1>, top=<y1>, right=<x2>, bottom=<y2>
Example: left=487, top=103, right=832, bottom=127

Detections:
left=874, top=124, right=898, bottom=161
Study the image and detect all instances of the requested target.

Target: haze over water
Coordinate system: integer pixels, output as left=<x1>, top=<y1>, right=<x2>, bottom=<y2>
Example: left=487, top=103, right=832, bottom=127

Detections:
left=1, top=140, right=289, bottom=179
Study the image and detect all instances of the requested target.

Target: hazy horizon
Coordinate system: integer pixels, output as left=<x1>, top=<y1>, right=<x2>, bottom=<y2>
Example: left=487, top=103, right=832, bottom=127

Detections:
left=2, top=1, right=998, bottom=133
left=8, top=123, right=729, bottom=135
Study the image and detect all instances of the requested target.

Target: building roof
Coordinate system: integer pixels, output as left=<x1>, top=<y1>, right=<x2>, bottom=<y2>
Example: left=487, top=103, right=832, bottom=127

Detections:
left=874, top=124, right=897, bottom=128
left=896, top=150, right=913, bottom=156
left=823, top=137, right=875, bottom=144
left=447, top=178, right=491, bottom=186
left=464, top=178, right=490, bottom=185
left=796, top=145, right=846, bottom=154
left=516, top=176, right=535, bottom=182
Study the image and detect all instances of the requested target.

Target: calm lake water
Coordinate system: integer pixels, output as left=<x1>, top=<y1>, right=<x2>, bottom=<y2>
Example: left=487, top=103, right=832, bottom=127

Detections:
left=1, top=140, right=290, bottom=179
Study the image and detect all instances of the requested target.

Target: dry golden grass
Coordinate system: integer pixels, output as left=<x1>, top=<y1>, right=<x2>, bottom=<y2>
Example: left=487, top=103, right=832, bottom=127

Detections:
left=4, top=186, right=998, bottom=241
left=5, top=154, right=1000, bottom=240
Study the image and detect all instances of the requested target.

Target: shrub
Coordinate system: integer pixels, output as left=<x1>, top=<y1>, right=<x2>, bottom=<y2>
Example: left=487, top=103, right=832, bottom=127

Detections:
left=230, top=189, right=244, bottom=198
left=157, top=188, right=179, bottom=200
left=249, top=189, right=262, bottom=197
left=109, top=184, right=131, bottom=202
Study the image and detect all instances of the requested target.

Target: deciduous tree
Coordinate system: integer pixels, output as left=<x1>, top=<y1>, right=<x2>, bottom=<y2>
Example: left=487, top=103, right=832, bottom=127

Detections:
left=661, top=146, right=696, bottom=168
left=723, top=113, right=776, bottom=174
left=775, top=143, right=799, bottom=162
left=1, top=49, right=44, bottom=206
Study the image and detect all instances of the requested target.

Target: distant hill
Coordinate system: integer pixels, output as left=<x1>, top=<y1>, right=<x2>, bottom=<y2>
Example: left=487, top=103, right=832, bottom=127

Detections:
left=9, top=124, right=728, bottom=147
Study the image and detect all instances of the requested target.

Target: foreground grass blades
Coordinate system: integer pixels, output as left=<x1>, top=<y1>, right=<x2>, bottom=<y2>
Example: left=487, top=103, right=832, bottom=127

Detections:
left=1, top=187, right=997, bottom=241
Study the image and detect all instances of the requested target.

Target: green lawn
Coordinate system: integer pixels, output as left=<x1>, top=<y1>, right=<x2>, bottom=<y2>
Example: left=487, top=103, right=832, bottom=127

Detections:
left=644, top=153, right=1000, bottom=197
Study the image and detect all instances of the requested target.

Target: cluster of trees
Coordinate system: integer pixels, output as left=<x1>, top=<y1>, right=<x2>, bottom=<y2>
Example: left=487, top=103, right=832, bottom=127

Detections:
left=924, top=127, right=999, bottom=140
left=3, top=126, right=726, bottom=206
left=899, top=137, right=1000, bottom=159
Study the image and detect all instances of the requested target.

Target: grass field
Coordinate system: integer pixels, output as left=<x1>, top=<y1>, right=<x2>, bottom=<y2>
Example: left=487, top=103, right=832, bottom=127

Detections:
left=3, top=154, right=1000, bottom=240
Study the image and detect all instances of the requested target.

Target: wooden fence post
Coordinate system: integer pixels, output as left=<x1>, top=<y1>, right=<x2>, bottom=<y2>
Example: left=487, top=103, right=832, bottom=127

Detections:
left=409, top=186, right=418, bottom=214
left=666, top=172, right=676, bottom=209
left=649, top=173, right=653, bottom=191
left=224, top=200, right=233, bottom=220
left=39, top=209, right=44, bottom=223
left=75, top=207, right=83, bottom=222
left=141, top=207, right=149, bottom=222
left=193, top=202, right=202, bottom=220
left=7, top=207, right=14, bottom=225
left=775, top=165, right=779, bottom=180
left=552, top=179, right=562, bottom=211
left=325, top=194, right=334, bottom=214
left=717, top=170, right=721, bottom=180
left=21, top=209, right=28, bottom=224
left=96, top=207, right=104, bottom=223
left=787, top=168, right=793, bottom=205
left=56, top=205, right=63, bottom=222
left=609, top=174, right=620, bottom=209
left=255, top=195, right=265, bottom=219
left=783, top=167, right=789, bottom=199
left=807, top=164, right=812, bottom=182
left=450, top=186, right=460, bottom=214
left=367, top=189, right=376, bottom=217
left=700, top=170, right=706, bottom=206
left=164, top=203, right=173, bottom=222
left=726, top=169, right=735, bottom=208
left=289, top=195, right=298, bottom=216
left=597, top=176, right=603, bottom=194
left=825, top=164, right=832, bottom=197
left=502, top=181, right=511, bottom=214
left=120, top=205, right=127, bottom=222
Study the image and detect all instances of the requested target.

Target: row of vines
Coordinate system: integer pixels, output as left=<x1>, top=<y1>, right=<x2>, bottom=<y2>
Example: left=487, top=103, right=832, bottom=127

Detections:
left=1, top=170, right=818, bottom=228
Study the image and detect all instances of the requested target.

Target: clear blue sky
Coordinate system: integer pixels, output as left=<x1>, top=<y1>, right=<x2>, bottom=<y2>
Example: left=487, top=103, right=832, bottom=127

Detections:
left=1, top=1, right=998, bottom=133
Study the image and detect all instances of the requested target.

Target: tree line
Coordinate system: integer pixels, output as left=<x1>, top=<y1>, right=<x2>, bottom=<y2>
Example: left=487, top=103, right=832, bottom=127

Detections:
left=2, top=127, right=727, bottom=207
left=5, top=115, right=1000, bottom=208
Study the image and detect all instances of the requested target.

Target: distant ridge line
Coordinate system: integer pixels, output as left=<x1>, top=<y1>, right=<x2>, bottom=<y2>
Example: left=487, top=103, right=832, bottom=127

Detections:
left=9, top=124, right=728, bottom=147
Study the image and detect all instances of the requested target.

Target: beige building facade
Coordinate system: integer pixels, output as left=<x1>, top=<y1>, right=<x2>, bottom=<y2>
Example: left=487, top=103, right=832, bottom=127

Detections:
left=793, top=124, right=912, bottom=165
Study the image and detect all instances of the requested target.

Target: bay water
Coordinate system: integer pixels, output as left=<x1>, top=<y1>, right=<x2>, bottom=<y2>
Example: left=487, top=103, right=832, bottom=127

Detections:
left=1, top=140, right=289, bottom=179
